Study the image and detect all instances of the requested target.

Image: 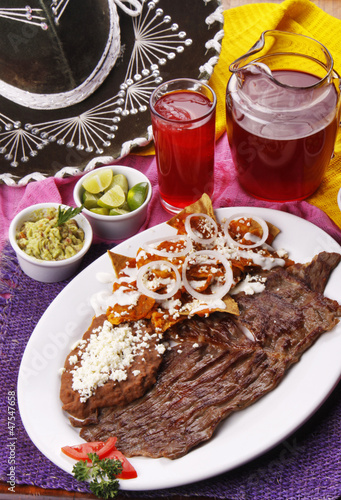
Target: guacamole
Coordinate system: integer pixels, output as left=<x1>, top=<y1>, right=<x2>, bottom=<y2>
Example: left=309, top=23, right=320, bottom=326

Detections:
left=16, top=208, right=85, bottom=261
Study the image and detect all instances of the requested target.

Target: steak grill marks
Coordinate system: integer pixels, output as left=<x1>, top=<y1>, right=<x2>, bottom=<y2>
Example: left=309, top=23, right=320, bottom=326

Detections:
left=79, top=252, right=341, bottom=459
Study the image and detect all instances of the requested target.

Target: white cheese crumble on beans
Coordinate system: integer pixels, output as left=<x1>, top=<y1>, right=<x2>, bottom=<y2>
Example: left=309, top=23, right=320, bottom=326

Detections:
left=71, top=320, right=164, bottom=403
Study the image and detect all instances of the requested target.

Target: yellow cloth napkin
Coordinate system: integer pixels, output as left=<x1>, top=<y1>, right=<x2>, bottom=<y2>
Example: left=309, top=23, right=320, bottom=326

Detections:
left=209, top=0, right=341, bottom=229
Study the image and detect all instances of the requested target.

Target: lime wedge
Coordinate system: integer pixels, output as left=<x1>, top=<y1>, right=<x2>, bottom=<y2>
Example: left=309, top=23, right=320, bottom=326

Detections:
left=119, top=201, right=130, bottom=211
left=82, top=169, right=113, bottom=194
left=108, top=174, right=129, bottom=195
left=98, top=185, right=126, bottom=209
left=90, top=207, right=110, bottom=215
left=82, top=191, right=101, bottom=209
left=109, top=208, right=131, bottom=216
left=127, top=182, right=149, bottom=211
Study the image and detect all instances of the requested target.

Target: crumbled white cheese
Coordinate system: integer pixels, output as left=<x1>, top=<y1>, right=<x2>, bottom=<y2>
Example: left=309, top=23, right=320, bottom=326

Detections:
left=136, top=249, right=148, bottom=261
left=156, top=343, right=166, bottom=355
left=161, top=298, right=182, bottom=317
left=71, top=320, right=150, bottom=403
left=276, top=248, right=288, bottom=258
left=69, top=355, right=78, bottom=366
left=70, top=339, right=83, bottom=350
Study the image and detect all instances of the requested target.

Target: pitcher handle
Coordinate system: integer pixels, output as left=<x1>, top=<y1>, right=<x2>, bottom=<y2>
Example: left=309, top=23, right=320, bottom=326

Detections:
left=113, top=0, right=143, bottom=16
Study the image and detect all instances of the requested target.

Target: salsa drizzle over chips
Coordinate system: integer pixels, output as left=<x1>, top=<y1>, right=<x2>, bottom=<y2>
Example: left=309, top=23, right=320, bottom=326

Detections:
left=102, top=194, right=292, bottom=334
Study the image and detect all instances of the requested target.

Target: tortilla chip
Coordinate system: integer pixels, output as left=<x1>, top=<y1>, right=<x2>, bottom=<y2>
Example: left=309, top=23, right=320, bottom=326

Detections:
left=167, top=193, right=216, bottom=233
left=179, top=294, right=239, bottom=317
left=136, top=248, right=185, bottom=269
left=167, top=195, right=280, bottom=246
left=107, top=294, right=155, bottom=325
left=108, top=250, right=135, bottom=276
left=224, top=214, right=280, bottom=247
left=267, top=222, right=280, bottom=245
left=151, top=310, right=184, bottom=332
left=222, top=295, right=240, bottom=315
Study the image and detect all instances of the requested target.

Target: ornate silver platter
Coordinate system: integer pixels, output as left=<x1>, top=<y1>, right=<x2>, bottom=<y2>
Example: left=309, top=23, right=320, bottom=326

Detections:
left=0, top=0, right=224, bottom=185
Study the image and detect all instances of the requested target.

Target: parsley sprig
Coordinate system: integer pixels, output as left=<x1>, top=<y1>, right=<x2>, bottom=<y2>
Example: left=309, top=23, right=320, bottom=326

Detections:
left=72, top=452, right=123, bottom=499
left=55, top=205, right=84, bottom=227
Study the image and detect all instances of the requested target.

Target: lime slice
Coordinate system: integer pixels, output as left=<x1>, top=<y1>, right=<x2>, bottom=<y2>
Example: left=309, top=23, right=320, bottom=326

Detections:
left=109, top=208, right=131, bottom=216
left=82, top=191, right=101, bottom=209
left=98, top=185, right=126, bottom=209
left=119, top=201, right=130, bottom=211
left=108, top=174, right=129, bottom=195
left=90, top=207, right=110, bottom=215
left=127, top=182, right=149, bottom=211
left=82, top=169, right=113, bottom=194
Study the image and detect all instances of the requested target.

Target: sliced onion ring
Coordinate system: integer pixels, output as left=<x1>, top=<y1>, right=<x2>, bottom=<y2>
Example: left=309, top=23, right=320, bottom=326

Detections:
left=142, top=235, right=193, bottom=258
left=223, top=214, right=269, bottom=249
left=137, top=260, right=181, bottom=301
left=184, top=213, right=218, bottom=245
left=182, top=250, right=233, bottom=302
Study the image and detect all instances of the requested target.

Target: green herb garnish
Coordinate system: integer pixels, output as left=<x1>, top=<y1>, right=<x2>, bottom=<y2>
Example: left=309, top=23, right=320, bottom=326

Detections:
left=55, top=205, right=83, bottom=227
left=72, top=453, right=123, bottom=499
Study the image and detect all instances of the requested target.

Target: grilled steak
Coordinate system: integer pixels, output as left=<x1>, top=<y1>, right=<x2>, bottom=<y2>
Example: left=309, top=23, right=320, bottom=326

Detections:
left=237, top=252, right=341, bottom=360
left=81, top=338, right=290, bottom=459
left=79, top=252, right=341, bottom=459
left=287, top=251, right=341, bottom=294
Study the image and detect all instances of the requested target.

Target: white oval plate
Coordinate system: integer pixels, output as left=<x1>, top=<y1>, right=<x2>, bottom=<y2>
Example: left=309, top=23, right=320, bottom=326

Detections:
left=17, top=207, right=341, bottom=491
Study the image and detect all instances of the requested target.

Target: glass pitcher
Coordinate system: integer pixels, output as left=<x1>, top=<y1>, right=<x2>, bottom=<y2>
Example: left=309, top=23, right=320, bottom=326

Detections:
left=226, top=30, right=341, bottom=202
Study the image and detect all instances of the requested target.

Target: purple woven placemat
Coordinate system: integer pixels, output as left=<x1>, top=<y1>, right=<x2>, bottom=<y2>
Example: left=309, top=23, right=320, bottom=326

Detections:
left=1, top=238, right=341, bottom=500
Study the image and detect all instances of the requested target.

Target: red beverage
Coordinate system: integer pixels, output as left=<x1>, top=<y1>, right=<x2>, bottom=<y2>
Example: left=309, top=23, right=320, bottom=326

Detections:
left=226, top=69, right=339, bottom=201
left=150, top=83, right=216, bottom=213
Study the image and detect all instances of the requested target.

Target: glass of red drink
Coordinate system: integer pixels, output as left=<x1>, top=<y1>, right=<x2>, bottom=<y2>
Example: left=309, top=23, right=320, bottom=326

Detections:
left=226, top=31, right=341, bottom=202
left=150, top=78, right=216, bottom=213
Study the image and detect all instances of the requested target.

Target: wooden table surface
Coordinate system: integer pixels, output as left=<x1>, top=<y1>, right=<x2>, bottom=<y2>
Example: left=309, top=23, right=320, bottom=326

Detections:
left=1, top=1, right=340, bottom=499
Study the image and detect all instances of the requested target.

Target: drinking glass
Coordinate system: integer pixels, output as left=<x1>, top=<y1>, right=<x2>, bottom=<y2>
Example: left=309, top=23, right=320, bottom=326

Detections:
left=150, top=78, right=216, bottom=213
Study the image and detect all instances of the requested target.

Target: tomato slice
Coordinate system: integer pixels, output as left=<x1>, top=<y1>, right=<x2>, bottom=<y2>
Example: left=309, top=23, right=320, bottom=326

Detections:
left=106, top=449, right=138, bottom=479
left=61, top=436, right=117, bottom=461
left=61, top=437, right=136, bottom=479
left=95, top=436, right=117, bottom=459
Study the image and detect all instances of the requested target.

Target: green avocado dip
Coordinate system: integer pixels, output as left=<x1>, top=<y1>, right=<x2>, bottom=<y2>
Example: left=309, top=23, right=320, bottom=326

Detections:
left=16, top=207, right=85, bottom=261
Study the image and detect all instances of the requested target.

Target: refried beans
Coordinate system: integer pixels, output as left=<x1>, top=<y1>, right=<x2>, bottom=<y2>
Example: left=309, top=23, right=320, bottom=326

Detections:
left=60, top=314, right=166, bottom=423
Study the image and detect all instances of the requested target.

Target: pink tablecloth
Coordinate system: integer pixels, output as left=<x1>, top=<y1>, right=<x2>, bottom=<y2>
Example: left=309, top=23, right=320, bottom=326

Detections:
left=1, top=133, right=341, bottom=254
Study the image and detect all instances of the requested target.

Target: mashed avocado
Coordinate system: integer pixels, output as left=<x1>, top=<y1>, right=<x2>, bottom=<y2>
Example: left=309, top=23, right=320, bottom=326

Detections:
left=16, top=207, right=85, bottom=261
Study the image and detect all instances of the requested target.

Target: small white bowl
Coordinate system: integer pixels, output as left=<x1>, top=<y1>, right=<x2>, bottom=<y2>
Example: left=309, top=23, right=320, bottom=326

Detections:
left=73, top=165, right=152, bottom=240
left=9, top=203, right=93, bottom=283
